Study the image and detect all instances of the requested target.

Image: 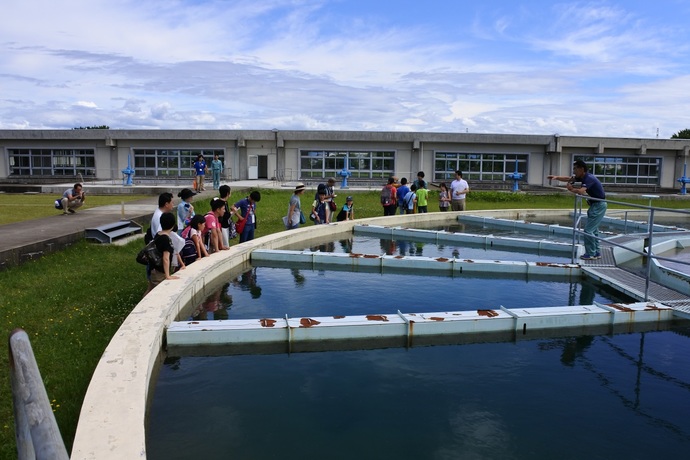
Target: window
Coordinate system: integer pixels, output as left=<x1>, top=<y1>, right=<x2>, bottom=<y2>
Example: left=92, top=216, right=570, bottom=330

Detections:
left=434, top=152, right=528, bottom=182
left=8, top=149, right=95, bottom=177
left=575, top=156, right=660, bottom=185
left=300, top=150, right=394, bottom=179
left=133, top=149, right=225, bottom=177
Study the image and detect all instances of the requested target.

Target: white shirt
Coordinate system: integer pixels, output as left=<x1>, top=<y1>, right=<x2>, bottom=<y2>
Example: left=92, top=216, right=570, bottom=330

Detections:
left=450, top=178, right=469, bottom=200
left=151, top=208, right=163, bottom=235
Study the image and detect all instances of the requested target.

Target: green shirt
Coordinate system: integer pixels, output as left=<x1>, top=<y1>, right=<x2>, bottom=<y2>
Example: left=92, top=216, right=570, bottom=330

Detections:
left=416, top=188, right=429, bottom=206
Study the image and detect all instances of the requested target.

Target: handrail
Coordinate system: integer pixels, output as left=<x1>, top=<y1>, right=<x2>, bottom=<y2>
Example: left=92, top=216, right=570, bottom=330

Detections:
left=571, top=195, right=690, bottom=300
left=9, top=329, right=69, bottom=460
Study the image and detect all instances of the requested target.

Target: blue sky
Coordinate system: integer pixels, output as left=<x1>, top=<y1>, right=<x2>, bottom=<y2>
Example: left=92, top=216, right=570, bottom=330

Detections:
left=2, top=0, right=690, bottom=137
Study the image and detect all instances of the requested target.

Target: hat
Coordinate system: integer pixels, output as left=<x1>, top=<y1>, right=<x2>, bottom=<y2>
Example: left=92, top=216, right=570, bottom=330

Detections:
left=346, top=196, right=353, bottom=201
left=178, top=188, right=196, bottom=200
left=294, top=183, right=306, bottom=192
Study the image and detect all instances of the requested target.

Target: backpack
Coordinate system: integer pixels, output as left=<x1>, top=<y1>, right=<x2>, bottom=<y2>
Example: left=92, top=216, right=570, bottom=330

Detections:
left=180, top=236, right=198, bottom=266
left=136, top=239, right=163, bottom=270
left=144, top=227, right=153, bottom=244
left=54, top=199, right=63, bottom=210
left=380, top=185, right=394, bottom=206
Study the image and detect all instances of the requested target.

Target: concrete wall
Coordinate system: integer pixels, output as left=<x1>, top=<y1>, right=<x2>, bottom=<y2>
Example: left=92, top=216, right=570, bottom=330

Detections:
left=75, top=211, right=526, bottom=459
left=2, top=130, right=690, bottom=190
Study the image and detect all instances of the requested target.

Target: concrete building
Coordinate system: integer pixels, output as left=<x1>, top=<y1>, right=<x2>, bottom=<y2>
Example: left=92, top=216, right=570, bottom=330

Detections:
left=2, top=129, right=690, bottom=191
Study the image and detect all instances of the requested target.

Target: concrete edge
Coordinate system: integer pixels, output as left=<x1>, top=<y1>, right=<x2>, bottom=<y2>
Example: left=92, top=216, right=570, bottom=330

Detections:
left=69, top=209, right=573, bottom=459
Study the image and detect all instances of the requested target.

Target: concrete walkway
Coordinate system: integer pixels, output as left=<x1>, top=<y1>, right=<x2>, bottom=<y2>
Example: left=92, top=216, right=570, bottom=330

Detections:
left=0, top=180, right=280, bottom=269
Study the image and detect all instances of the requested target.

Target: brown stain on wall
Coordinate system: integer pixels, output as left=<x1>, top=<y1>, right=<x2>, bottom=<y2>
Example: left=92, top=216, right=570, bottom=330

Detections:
left=299, top=318, right=321, bottom=328
left=366, top=315, right=389, bottom=322
left=477, top=310, right=499, bottom=317
left=260, top=318, right=277, bottom=327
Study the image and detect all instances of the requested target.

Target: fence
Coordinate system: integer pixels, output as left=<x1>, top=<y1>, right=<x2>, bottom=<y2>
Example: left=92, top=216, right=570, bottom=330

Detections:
left=9, top=329, right=69, bottom=459
left=571, top=195, right=690, bottom=300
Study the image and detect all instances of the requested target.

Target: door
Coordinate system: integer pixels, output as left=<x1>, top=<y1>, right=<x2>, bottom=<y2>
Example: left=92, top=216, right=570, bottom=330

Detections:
left=258, top=155, right=268, bottom=179
left=248, top=155, right=258, bottom=180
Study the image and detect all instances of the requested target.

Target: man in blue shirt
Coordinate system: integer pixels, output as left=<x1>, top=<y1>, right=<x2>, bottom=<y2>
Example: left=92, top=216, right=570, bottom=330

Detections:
left=548, top=160, right=607, bottom=260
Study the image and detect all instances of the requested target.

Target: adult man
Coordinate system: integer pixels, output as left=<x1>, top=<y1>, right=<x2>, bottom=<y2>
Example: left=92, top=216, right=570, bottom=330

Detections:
left=450, top=170, right=470, bottom=211
left=548, top=160, right=607, bottom=260
left=60, top=183, right=86, bottom=214
left=151, top=192, right=174, bottom=236
left=413, top=171, right=426, bottom=190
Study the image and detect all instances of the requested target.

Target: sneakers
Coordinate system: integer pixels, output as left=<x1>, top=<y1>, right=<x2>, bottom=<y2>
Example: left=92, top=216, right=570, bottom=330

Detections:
left=580, top=253, right=601, bottom=260
left=68, top=209, right=76, bottom=214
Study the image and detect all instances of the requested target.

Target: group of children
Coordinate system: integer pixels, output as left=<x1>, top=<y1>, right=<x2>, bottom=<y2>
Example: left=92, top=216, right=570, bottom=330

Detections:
left=144, top=186, right=261, bottom=295
left=383, top=171, right=452, bottom=215
left=285, top=178, right=354, bottom=229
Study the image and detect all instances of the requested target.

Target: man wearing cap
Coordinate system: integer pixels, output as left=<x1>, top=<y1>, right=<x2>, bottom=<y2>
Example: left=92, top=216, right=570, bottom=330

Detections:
left=286, top=183, right=306, bottom=229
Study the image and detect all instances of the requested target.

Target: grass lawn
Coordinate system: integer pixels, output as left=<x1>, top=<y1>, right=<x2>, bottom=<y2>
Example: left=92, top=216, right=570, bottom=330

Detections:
left=0, top=193, right=151, bottom=225
left=1, top=189, right=687, bottom=458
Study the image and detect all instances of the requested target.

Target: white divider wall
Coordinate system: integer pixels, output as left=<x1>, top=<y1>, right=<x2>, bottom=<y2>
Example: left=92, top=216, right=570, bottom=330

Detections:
left=71, top=210, right=513, bottom=459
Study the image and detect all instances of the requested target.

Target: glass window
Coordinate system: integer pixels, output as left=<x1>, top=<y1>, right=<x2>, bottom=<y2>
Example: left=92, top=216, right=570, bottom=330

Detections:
left=300, top=149, right=395, bottom=179
left=575, top=156, right=661, bottom=185
left=8, top=148, right=95, bottom=177
left=133, top=149, right=225, bottom=177
left=434, top=152, right=528, bottom=182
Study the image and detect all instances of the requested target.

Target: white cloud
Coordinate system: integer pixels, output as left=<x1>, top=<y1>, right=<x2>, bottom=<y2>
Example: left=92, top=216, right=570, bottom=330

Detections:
left=1, top=1, right=690, bottom=137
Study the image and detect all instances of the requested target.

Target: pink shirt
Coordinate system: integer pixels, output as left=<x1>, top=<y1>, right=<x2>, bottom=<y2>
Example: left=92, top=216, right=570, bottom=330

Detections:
left=203, top=212, right=218, bottom=239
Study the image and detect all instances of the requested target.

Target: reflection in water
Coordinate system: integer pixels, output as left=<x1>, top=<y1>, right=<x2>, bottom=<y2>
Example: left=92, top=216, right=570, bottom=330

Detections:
left=189, top=283, right=233, bottom=321
left=234, top=268, right=262, bottom=299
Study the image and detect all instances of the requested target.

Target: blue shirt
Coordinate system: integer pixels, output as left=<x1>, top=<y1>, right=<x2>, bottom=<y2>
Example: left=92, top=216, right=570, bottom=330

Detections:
left=193, top=160, right=206, bottom=176
left=582, top=172, right=605, bottom=202
left=396, top=185, right=410, bottom=203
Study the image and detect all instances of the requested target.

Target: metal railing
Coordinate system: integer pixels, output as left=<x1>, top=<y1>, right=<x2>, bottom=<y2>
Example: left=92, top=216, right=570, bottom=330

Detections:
left=9, top=329, right=69, bottom=459
left=571, top=195, right=690, bottom=300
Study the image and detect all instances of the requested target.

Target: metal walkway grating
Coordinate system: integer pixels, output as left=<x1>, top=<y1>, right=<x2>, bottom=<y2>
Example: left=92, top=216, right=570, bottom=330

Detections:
left=584, top=265, right=690, bottom=303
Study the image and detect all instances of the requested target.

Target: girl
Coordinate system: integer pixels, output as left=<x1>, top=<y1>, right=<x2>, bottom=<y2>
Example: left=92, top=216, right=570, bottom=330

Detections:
left=180, top=214, right=210, bottom=265
left=438, top=182, right=451, bottom=212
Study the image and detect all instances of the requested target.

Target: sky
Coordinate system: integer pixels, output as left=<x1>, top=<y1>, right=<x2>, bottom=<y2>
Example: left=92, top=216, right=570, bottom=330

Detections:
left=2, top=0, right=690, bottom=138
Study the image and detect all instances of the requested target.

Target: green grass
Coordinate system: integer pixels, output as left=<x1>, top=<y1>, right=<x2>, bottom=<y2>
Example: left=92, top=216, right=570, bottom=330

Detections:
left=1, top=188, right=688, bottom=458
left=0, top=193, right=151, bottom=225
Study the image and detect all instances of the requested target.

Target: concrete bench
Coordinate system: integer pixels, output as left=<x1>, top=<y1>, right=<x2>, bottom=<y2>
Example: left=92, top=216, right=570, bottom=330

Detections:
left=85, top=221, right=142, bottom=244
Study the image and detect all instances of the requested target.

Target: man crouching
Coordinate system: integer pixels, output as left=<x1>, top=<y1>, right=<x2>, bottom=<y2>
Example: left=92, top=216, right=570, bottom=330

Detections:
left=61, top=183, right=86, bottom=214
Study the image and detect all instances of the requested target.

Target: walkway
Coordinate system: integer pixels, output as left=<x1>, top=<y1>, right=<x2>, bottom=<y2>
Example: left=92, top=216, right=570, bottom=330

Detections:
left=0, top=180, right=279, bottom=269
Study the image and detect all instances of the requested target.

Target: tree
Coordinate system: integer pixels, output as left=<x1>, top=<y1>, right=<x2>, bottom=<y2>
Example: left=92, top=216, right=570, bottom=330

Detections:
left=671, top=129, right=690, bottom=139
left=73, top=125, right=110, bottom=130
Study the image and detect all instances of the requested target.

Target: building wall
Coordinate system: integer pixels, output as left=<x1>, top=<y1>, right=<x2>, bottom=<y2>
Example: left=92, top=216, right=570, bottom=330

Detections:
left=1, top=130, right=689, bottom=190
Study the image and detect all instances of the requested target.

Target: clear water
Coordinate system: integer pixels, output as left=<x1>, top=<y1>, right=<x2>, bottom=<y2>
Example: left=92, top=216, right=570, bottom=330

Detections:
left=186, top=267, right=628, bottom=321
left=281, top=233, right=573, bottom=264
left=148, top=326, right=690, bottom=460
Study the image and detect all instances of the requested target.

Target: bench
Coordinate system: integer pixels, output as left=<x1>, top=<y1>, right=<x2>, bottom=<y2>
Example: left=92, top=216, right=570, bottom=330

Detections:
left=85, top=221, right=143, bottom=244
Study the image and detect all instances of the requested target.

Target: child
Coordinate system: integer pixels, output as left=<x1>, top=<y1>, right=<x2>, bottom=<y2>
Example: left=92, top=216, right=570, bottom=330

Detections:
left=145, top=212, right=180, bottom=295
left=403, top=184, right=417, bottom=214
left=311, top=189, right=330, bottom=224
left=181, top=214, right=210, bottom=265
left=415, top=180, right=429, bottom=213
left=176, top=188, right=196, bottom=233
left=336, top=196, right=354, bottom=221
left=439, top=182, right=450, bottom=212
